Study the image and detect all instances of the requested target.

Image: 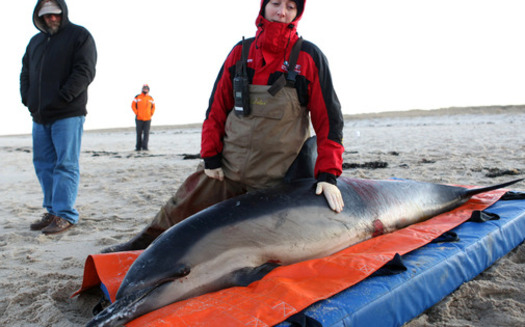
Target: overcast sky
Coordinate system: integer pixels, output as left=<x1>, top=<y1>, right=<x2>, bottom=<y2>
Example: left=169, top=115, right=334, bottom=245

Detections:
left=2, top=0, right=525, bottom=136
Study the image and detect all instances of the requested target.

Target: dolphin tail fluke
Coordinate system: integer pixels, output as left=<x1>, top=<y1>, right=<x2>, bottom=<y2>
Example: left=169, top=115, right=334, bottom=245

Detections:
left=464, top=178, right=523, bottom=198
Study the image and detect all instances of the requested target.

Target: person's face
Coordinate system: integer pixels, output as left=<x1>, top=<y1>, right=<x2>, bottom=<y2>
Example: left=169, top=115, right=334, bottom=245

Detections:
left=142, top=87, right=149, bottom=94
left=264, top=0, right=298, bottom=24
left=43, top=14, right=61, bottom=34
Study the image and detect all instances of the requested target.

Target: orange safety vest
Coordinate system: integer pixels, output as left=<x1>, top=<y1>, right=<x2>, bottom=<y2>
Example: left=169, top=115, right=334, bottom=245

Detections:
left=132, top=93, right=155, bottom=121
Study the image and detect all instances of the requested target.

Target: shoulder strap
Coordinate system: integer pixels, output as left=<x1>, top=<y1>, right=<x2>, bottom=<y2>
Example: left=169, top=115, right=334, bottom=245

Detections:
left=268, top=37, right=304, bottom=96
left=235, top=37, right=255, bottom=77
left=285, top=37, right=304, bottom=84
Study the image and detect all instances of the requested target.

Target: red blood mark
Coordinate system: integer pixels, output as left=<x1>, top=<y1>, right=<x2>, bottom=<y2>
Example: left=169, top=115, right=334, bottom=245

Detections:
left=372, top=219, right=384, bottom=237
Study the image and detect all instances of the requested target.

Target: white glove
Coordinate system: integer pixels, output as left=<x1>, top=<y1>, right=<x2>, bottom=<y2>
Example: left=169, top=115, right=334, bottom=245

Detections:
left=204, top=167, right=224, bottom=181
left=316, top=182, right=344, bottom=213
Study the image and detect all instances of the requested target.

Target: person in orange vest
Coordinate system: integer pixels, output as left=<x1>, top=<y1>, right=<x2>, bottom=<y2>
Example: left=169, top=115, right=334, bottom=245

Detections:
left=132, top=84, right=155, bottom=151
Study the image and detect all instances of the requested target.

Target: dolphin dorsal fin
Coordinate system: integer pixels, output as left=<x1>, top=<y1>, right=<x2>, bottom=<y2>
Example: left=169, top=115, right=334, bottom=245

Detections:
left=284, top=136, right=317, bottom=183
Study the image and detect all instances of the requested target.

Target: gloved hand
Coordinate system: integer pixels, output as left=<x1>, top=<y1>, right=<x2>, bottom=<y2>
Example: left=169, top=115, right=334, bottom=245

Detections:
left=316, top=182, right=344, bottom=213
left=204, top=167, right=224, bottom=181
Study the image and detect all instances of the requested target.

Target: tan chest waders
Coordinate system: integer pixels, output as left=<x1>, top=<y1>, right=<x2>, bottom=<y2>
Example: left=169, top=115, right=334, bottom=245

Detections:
left=222, top=38, right=310, bottom=189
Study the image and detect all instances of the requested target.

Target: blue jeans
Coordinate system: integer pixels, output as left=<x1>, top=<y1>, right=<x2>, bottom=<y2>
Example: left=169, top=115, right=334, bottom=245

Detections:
left=32, top=116, right=85, bottom=224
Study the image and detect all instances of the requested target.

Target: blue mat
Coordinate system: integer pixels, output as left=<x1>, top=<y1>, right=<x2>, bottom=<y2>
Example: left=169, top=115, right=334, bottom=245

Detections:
left=276, top=197, right=525, bottom=327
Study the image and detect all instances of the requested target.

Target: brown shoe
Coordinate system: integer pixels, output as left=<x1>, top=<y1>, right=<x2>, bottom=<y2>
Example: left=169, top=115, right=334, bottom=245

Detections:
left=30, top=213, right=55, bottom=231
left=41, top=216, right=73, bottom=235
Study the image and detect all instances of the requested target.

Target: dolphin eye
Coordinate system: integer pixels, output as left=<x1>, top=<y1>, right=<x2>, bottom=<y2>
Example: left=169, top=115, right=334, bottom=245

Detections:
left=176, top=265, right=191, bottom=278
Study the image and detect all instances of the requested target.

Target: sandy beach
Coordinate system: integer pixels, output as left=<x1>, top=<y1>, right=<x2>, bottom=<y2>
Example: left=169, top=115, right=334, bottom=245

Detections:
left=1, top=105, right=524, bottom=326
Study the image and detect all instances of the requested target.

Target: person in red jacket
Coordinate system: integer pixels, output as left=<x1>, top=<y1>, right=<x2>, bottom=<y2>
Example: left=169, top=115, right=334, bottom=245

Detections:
left=103, top=0, right=344, bottom=253
left=132, top=84, right=155, bottom=151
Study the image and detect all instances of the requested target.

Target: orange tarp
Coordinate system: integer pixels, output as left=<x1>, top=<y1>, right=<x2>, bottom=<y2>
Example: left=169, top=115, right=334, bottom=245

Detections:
left=74, top=188, right=507, bottom=326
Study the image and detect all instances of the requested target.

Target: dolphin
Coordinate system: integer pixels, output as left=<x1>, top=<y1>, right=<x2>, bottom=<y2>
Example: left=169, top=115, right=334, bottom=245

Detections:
left=86, top=176, right=522, bottom=327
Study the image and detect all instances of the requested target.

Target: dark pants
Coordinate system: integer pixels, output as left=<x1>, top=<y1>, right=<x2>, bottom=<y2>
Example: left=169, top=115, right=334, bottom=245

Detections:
left=135, top=119, right=151, bottom=150
left=147, top=166, right=249, bottom=232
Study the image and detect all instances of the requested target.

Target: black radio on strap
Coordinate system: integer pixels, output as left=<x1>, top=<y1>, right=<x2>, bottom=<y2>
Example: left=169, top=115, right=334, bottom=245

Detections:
left=268, top=37, right=304, bottom=96
left=233, top=37, right=255, bottom=116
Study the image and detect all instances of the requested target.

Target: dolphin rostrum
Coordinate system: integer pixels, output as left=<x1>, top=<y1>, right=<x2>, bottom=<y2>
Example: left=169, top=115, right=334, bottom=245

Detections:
left=86, top=177, right=523, bottom=327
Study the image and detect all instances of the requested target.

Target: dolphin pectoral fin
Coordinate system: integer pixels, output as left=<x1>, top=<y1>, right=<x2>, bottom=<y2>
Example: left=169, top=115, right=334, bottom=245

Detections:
left=231, top=262, right=280, bottom=287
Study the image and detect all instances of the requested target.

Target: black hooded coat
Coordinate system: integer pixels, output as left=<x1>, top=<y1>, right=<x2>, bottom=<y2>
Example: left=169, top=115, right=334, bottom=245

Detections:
left=20, top=0, right=97, bottom=124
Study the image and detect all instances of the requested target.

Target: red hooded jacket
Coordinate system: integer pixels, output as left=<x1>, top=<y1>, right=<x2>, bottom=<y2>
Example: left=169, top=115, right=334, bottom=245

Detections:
left=201, top=0, right=344, bottom=183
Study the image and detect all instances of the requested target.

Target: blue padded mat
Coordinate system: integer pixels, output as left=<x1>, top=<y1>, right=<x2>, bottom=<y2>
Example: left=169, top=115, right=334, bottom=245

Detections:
left=276, top=198, right=525, bottom=327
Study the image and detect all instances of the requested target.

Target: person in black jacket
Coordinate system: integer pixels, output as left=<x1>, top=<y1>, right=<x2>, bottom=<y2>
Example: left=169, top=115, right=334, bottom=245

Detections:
left=20, top=0, right=97, bottom=234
